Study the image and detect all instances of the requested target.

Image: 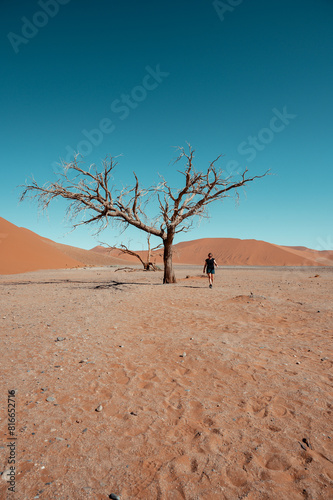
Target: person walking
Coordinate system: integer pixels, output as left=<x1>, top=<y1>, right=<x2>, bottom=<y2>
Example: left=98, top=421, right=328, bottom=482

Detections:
left=203, top=253, right=218, bottom=288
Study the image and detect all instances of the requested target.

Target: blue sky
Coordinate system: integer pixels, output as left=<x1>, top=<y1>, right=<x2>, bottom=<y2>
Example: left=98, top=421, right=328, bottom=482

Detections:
left=1, top=0, right=332, bottom=251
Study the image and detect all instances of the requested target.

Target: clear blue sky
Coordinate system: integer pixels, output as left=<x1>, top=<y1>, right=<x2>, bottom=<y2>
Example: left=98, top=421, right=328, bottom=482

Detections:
left=1, top=0, right=332, bottom=251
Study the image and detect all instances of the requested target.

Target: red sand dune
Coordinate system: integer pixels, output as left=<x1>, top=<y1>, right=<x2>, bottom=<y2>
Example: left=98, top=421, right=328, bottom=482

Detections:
left=0, top=218, right=127, bottom=275
left=1, top=217, right=332, bottom=275
left=94, top=238, right=333, bottom=267
left=281, top=245, right=333, bottom=265
left=40, top=238, right=129, bottom=267
left=0, top=217, right=84, bottom=275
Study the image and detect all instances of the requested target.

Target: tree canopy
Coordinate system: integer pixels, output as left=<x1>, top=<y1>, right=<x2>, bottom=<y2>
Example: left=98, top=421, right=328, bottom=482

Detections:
left=21, top=145, right=269, bottom=282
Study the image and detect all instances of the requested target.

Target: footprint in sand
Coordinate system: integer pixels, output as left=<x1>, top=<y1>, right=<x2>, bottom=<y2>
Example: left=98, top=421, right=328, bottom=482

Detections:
left=265, top=453, right=292, bottom=471
left=169, top=455, right=193, bottom=475
left=138, top=381, right=156, bottom=390
left=191, top=458, right=199, bottom=472
left=140, top=369, right=159, bottom=381
left=245, top=399, right=268, bottom=418
left=301, top=443, right=333, bottom=481
left=233, top=363, right=257, bottom=382
left=270, top=404, right=289, bottom=418
left=111, top=366, right=130, bottom=385
left=226, top=465, right=248, bottom=486
left=246, top=395, right=291, bottom=421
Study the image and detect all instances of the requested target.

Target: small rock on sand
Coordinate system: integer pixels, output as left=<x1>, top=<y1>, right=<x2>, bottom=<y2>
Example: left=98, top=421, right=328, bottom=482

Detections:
left=1, top=470, right=11, bottom=482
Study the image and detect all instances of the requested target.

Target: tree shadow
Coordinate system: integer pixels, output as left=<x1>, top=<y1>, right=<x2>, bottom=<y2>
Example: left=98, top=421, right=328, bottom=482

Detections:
left=179, top=285, right=204, bottom=288
left=2, top=279, right=203, bottom=290
left=93, top=281, right=162, bottom=289
left=94, top=282, right=205, bottom=290
left=0, top=279, right=85, bottom=286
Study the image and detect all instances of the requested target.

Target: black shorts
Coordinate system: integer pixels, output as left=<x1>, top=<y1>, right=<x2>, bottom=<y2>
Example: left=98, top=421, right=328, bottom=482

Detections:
left=206, top=268, right=215, bottom=274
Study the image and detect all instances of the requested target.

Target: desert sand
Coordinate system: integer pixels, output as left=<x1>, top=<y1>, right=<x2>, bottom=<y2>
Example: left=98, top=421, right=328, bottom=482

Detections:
left=1, top=264, right=333, bottom=499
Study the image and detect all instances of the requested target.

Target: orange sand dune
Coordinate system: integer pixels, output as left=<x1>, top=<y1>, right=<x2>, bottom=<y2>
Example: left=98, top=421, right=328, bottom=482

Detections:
left=0, top=218, right=84, bottom=275
left=94, top=238, right=333, bottom=267
left=0, top=218, right=127, bottom=275
left=1, top=215, right=332, bottom=275
left=42, top=238, right=129, bottom=267
left=282, top=245, right=333, bottom=266
left=171, top=238, right=324, bottom=266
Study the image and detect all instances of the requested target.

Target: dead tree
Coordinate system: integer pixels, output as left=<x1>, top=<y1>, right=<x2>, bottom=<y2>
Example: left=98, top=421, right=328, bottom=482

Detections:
left=103, top=235, right=162, bottom=271
left=20, top=146, right=268, bottom=283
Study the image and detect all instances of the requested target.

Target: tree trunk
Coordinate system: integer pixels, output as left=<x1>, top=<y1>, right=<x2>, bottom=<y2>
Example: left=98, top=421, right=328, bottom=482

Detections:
left=147, top=234, right=151, bottom=265
left=163, top=233, right=176, bottom=283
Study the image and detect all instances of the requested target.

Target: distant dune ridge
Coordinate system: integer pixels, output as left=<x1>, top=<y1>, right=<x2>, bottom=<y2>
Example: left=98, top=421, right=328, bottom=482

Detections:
left=93, top=238, right=333, bottom=268
left=0, top=217, right=127, bottom=275
left=0, top=217, right=332, bottom=274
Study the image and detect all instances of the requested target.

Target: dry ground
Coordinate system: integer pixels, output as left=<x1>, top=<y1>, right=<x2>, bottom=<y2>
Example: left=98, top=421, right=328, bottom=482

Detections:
left=0, top=265, right=333, bottom=499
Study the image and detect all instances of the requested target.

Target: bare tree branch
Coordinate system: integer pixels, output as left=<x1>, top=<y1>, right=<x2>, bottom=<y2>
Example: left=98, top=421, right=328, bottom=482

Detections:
left=101, top=235, right=163, bottom=271
left=20, top=146, right=269, bottom=283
